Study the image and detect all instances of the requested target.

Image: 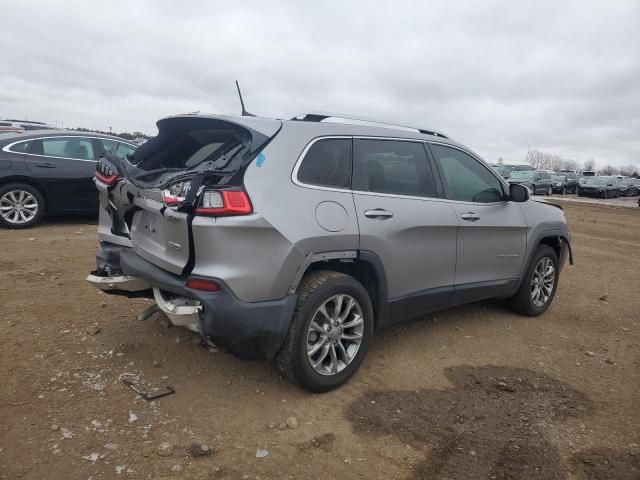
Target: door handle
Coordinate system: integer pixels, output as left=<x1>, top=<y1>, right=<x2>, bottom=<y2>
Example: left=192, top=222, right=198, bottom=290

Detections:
left=460, top=212, right=480, bottom=222
left=364, top=209, right=394, bottom=219
left=36, top=162, right=56, bottom=168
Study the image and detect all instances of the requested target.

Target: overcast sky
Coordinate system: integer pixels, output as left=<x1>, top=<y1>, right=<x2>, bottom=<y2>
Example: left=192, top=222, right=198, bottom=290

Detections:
left=2, top=1, right=639, bottom=167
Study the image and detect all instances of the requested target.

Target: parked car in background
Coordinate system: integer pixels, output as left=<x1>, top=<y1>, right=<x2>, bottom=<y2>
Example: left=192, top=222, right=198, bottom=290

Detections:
left=551, top=173, right=578, bottom=194
left=614, top=178, right=639, bottom=197
left=86, top=112, right=572, bottom=392
left=507, top=170, right=554, bottom=195
left=0, top=130, right=136, bottom=228
left=494, top=163, right=533, bottom=179
left=577, top=177, right=619, bottom=198
left=0, top=119, right=55, bottom=132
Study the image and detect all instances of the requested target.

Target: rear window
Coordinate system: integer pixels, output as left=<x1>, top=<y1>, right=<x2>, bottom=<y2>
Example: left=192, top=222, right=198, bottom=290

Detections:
left=7, top=140, right=32, bottom=152
left=297, top=138, right=352, bottom=189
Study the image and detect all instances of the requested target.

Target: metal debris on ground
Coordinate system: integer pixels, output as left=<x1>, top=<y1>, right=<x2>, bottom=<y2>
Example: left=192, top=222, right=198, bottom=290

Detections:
left=122, top=376, right=175, bottom=401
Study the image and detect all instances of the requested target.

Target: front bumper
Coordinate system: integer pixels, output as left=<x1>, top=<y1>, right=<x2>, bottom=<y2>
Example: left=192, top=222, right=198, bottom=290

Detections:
left=88, top=243, right=297, bottom=360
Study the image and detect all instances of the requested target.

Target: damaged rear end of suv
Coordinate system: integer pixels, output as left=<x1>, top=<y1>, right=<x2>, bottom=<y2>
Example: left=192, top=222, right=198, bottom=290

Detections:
left=87, top=114, right=297, bottom=360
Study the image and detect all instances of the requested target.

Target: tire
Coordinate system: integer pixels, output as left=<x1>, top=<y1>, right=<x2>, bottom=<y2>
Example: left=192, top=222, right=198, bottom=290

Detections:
left=561, top=186, right=566, bottom=195
left=531, top=184, right=536, bottom=195
left=276, top=270, right=374, bottom=392
left=603, top=190, right=608, bottom=199
left=0, top=183, right=45, bottom=229
left=508, top=245, right=559, bottom=317
left=547, top=186, right=553, bottom=196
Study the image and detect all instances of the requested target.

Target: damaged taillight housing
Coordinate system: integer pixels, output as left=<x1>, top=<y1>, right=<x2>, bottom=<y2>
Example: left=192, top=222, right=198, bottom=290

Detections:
left=95, top=159, right=120, bottom=185
left=162, top=180, right=191, bottom=206
left=194, top=189, right=252, bottom=216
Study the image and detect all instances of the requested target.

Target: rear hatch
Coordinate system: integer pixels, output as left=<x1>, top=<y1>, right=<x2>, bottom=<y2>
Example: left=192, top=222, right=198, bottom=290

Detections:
left=95, top=115, right=281, bottom=275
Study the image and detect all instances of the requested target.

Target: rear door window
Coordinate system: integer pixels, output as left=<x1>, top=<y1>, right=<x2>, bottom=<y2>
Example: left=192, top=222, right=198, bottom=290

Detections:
left=353, top=139, right=437, bottom=197
left=34, top=137, right=96, bottom=160
left=430, top=144, right=504, bottom=203
left=297, top=138, right=352, bottom=189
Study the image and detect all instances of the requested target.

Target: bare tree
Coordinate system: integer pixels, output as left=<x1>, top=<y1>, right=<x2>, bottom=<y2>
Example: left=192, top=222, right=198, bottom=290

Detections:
left=598, top=164, right=617, bottom=176
left=562, top=159, right=579, bottom=171
left=618, top=164, right=638, bottom=177
left=583, top=158, right=596, bottom=171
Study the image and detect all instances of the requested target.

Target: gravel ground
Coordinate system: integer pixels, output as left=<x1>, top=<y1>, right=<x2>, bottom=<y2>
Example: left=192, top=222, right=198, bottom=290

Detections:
left=1, top=202, right=639, bottom=479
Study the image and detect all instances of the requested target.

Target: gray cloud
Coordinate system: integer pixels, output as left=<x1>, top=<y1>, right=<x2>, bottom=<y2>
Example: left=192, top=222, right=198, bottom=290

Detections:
left=1, top=0, right=639, bottom=167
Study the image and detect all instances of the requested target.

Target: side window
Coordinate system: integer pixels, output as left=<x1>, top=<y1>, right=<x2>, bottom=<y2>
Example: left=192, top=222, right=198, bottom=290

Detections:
left=40, top=138, right=96, bottom=160
left=353, top=139, right=437, bottom=197
left=116, top=143, right=136, bottom=160
left=430, top=144, right=504, bottom=203
left=297, top=138, right=352, bottom=189
left=8, top=141, right=32, bottom=153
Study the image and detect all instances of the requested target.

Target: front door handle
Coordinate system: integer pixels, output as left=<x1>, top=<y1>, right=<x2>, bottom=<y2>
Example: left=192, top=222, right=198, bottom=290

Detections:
left=364, top=209, right=394, bottom=219
left=36, top=162, right=56, bottom=168
left=460, top=212, right=480, bottom=222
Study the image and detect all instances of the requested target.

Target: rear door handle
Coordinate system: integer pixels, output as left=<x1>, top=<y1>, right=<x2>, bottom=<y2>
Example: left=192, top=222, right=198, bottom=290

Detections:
left=36, top=162, right=56, bottom=168
left=364, top=209, right=394, bottom=219
left=460, top=212, right=480, bottom=222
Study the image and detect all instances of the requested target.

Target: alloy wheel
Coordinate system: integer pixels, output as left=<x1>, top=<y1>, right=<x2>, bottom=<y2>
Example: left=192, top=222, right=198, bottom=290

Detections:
left=0, top=190, right=39, bottom=225
left=306, top=294, right=364, bottom=376
left=530, top=257, right=555, bottom=307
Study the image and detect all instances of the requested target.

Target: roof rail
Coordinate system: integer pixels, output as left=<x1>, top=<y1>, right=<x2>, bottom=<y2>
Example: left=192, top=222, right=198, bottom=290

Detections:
left=291, top=112, right=449, bottom=139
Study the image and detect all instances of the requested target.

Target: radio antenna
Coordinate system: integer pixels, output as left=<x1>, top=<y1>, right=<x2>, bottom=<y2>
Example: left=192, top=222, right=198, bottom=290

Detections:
left=235, top=81, right=255, bottom=117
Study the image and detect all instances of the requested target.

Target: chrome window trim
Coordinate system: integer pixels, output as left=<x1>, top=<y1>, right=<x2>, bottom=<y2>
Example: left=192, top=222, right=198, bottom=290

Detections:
left=1, top=135, right=137, bottom=163
left=291, top=135, right=511, bottom=206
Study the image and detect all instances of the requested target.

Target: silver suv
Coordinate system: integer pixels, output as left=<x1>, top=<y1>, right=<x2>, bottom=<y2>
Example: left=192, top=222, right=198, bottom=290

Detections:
left=87, top=113, right=573, bottom=392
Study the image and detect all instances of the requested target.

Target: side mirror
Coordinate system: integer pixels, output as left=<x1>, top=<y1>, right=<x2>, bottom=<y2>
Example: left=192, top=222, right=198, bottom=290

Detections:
left=510, top=183, right=530, bottom=202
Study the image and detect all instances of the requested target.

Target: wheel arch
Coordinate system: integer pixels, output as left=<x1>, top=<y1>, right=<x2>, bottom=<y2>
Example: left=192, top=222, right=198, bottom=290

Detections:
left=516, top=231, right=573, bottom=291
left=291, top=250, right=390, bottom=326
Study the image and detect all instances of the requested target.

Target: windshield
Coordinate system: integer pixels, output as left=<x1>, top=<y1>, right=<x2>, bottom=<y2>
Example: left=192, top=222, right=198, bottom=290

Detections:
left=552, top=174, right=566, bottom=181
left=510, top=171, right=535, bottom=179
left=585, top=177, right=606, bottom=186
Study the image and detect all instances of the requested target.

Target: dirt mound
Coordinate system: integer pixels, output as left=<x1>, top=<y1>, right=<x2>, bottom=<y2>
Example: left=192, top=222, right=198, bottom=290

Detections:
left=347, top=365, right=592, bottom=479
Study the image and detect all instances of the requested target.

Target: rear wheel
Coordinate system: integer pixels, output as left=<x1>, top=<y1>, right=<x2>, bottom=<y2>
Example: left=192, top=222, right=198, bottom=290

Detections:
left=276, top=270, right=374, bottom=392
left=0, top=183, right=45, bottom=229
left=508, top=245, right=559, bottom=316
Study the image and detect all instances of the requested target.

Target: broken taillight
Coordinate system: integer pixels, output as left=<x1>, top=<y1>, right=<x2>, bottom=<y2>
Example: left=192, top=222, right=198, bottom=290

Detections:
left=162, top=180, right=191, bottom=206
left=95, top=160, right=120, bottom=185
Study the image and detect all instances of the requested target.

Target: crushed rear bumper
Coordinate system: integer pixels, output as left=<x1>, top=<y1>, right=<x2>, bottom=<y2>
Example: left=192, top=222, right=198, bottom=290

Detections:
left=88, top=242, right=297, bottom=360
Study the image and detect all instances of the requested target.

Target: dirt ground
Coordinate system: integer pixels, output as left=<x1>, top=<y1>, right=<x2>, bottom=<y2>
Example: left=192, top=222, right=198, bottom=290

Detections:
left=1, top=201, right=639, bottom=480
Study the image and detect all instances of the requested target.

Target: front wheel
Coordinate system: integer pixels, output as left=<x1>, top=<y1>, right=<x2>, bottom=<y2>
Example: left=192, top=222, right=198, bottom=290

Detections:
left=276, top=270, right=374, bottom=392
left=508, top=245, right=559, bottom=316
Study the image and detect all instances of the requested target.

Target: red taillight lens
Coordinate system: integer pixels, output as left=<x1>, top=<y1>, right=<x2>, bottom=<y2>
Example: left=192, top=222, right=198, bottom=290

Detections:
left=95, top=171, right=119, bottom=185
left=194, top=190, right=252, bottom=216
left=185, top=278, right=220, bottom=292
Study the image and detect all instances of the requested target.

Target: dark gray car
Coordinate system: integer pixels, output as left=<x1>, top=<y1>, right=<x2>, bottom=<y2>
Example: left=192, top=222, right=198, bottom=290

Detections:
left=507, top=170, right=554, bottom=195
left=87, top=113, right=572, bottom=392
left=0, top=130, right=136, bottom=228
